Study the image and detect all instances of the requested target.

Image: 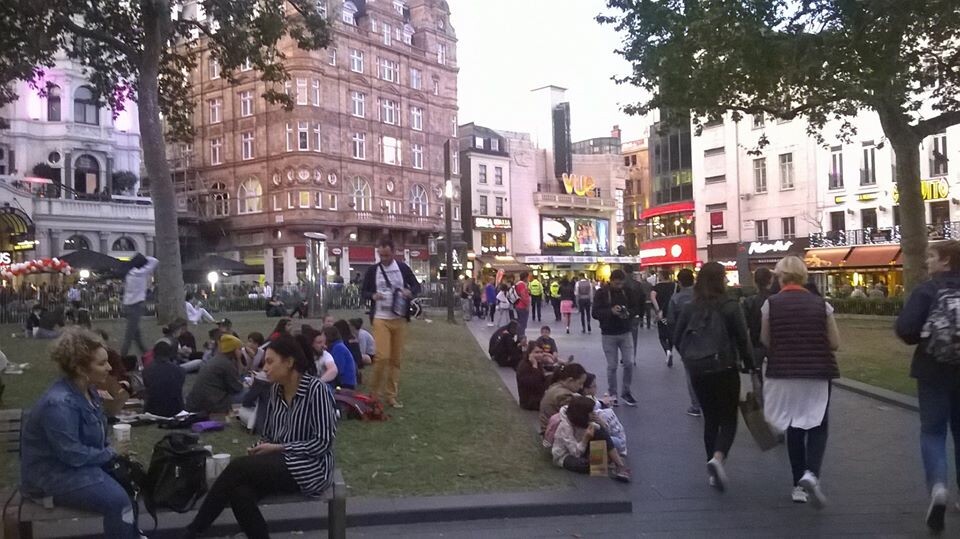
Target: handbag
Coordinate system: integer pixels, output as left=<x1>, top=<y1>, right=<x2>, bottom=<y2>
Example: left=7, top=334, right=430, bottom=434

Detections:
left=739, top=381, right=778, bottom=451
left=104, top=454, right=152, bottom=529
left=378, top=263, right=413, bottom=318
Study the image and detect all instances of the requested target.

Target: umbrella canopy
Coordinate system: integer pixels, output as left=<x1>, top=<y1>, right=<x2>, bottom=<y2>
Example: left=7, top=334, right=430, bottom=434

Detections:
left=60, top=249, right=123, bottom=273
left=182, top=254, right=262, bottom=276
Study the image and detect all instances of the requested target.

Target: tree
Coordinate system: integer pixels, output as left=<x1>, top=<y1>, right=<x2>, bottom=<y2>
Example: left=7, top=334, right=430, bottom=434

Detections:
left=0, top=0, right=330, bottom=322
left=600, top=0, right=960, bottom=289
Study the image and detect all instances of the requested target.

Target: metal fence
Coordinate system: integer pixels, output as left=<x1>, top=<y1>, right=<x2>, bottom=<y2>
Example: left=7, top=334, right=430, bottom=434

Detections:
left=826, top=297, right=903, bottom=316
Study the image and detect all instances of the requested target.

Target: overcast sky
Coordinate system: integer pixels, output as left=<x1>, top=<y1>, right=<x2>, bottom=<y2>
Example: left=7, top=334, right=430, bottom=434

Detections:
left=448, top=0, right=650, bottom=143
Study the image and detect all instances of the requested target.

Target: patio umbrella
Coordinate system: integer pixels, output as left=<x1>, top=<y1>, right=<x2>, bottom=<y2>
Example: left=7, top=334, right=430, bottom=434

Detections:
left=182, top=254, right=262, bottom=276
left=60, top=249, right=123, bottom=273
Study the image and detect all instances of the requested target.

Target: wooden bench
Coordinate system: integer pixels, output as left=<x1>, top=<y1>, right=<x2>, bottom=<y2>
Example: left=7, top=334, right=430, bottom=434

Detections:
left=1, top=408, right=347, bottom=539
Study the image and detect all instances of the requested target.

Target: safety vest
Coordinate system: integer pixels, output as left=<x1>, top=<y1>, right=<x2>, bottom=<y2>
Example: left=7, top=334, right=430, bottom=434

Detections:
left=549, top=282, right=560, bottom=297
left=529, top=279, right=543, bottom=297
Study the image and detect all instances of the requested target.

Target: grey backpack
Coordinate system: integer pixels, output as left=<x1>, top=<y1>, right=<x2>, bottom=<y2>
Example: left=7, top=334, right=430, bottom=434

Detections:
left=922, top=287, right=960, bottom=365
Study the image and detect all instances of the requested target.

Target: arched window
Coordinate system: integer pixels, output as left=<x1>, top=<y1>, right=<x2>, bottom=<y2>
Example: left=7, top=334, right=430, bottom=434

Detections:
left=410, top=184, right=428, bottom=216
left=342, top=1, right=358, bottom=24
left=211, top=181, right=229, bottom=216
left=237, top=177, right=262, bottom=214
left=74, top=154, right=100, bottom=195
left=73, top=86, right=99, bottom=125
left=63, top=235, right=90, bottom=251
left=111, top=237, right=136, bottom=251
left=350, top=176, right=372, bottom=211
left=47, top=85, right=61, bottom=121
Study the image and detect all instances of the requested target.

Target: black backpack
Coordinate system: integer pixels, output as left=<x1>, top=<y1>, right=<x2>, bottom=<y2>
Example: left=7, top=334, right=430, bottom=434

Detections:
left=679, top=302, right=736, bottom=376
left=144, top=433, right=211, bottom=521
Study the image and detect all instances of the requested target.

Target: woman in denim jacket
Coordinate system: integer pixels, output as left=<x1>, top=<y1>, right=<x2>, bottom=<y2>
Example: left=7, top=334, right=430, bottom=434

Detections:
left=20, top=327, right=138, bottom=538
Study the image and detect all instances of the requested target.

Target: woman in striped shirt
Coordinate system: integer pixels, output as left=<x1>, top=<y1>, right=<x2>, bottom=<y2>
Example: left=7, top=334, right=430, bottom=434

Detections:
left=184, top=335, right=338, bottom=539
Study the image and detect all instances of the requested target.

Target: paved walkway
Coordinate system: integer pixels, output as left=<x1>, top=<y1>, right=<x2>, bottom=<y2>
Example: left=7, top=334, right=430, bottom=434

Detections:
left=365, top=315, right=952, bottom=537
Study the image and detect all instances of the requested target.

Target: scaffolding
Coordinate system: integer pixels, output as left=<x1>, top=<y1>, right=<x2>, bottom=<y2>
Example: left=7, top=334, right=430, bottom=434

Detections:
left=169, top=146, right=226, bottom=221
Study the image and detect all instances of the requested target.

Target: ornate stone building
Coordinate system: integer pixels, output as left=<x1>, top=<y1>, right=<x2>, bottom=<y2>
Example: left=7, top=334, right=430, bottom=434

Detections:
left=178, top=0, right=460, bottom=284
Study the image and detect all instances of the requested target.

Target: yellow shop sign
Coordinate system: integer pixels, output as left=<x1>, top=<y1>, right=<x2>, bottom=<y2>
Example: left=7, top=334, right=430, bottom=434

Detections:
left=561, top=173, right=598, bottom=197
left=892, top=178, right=950, bottom=203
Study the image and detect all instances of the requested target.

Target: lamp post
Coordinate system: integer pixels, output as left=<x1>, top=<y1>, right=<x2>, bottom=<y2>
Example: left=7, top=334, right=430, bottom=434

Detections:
left=207, top=271, right=219, bottom=293
left=304, top=232, right=328, bottom=317
left=444, top=140, right=455, bottom=323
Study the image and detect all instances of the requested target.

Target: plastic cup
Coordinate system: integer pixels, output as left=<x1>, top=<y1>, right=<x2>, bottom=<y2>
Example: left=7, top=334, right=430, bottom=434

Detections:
left=112, top=424, right=131, bottom=454
left=212, top=453, right=231, bottom=478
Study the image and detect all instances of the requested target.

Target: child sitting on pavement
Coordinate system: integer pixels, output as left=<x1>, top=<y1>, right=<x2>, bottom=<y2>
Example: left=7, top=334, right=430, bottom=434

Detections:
left=550, top=395, right=631, bottom=482
left=534, top=326, right=560, bottom=365
left=580, top=373, right=628, bottom=456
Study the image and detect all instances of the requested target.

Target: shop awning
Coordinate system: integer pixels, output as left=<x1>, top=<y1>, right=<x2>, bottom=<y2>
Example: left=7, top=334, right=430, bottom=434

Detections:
left=804, top=247, right=851, bottom=269
left=842, top=245, right=901, bottom=268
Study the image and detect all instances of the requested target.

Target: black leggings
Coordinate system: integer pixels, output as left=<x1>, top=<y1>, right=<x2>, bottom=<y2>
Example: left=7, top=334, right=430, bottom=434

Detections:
left=787, top=386, right=831, bottom=485
left=561, top=426, right=615, bottom=473
left=188, top=452, right=300, bottom=539
left=690, top=369, right=740, bottom=460
left=578, top=300, right=592, bottom=331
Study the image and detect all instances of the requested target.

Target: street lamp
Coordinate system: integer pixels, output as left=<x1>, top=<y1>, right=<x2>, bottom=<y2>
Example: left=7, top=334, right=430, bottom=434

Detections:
left=207, top=271, right=219, bottom=292
left=304, top=232, right=328, bottom=318
left=78, top=269, right=90, bottom=280
left=443, top=139, right=455, bottom=323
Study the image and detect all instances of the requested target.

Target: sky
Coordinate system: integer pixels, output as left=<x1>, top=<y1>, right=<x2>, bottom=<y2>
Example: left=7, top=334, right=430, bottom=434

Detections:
left=448, top=0, right=650, bottom=143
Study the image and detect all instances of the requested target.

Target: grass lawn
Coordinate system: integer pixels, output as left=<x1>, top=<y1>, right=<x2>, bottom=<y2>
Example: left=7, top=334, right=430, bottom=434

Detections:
left=0, top=311, right=567, bottom=497
left=835, top=317, right=917, bottom=397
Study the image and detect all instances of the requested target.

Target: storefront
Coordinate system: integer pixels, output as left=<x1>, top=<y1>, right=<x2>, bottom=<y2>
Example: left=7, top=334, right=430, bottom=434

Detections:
left=637, top=236, right=698, bottom=271
left=521, top=255, right=642, bottom=283
left=805, top=244, right=904, bottom=297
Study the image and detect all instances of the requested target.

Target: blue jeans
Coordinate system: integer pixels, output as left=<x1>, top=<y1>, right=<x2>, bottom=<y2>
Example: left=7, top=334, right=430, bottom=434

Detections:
left=53, top=469, right=139, bottom=538
left=918, top=379, right=960, bottom=490
left=516, top=308, right=529, bottom=338
left=601, top=332, right=635, bottom=397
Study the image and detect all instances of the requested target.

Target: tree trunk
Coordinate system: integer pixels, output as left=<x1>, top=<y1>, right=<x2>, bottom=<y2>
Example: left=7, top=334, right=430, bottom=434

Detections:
left=139, top=1, right=186, bottom=324
left=877, top=108, right=927, bottom=291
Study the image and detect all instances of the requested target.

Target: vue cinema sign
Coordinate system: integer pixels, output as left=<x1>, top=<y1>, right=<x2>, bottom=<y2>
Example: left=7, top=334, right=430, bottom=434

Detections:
left=560, top=174, right=598, bottom=197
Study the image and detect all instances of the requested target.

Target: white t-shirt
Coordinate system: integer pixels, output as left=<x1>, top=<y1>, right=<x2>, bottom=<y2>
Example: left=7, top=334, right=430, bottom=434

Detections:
left=375, top=261, right=404, bottom=320
left=315, top=350, right=336, bottom=380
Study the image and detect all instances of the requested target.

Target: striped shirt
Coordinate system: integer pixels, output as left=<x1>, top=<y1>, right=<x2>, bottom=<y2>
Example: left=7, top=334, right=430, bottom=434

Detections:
left=262, top=374, right=338, bottom=496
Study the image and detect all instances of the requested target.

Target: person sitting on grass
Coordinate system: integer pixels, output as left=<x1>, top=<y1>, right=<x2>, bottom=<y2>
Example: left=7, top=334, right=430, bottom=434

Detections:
left=350, top=317, right=376, bottom=365
left=266, top=295, right=286, bottom=317
left=217, top=317, right=240, bottom=339
left=25, top=304, right=42, bottom=337
left=183, top=335, right=337, bottom=539
left=580, top=373, right=628, bottom=457
left=551, top=395, right=631, bottom=482
left=322, top=325, right=357, bottom=390
left=489, top=320, right=524, bottom=369
left=35, top=303, right=65, bottom=339
left=20, top=327, right=140, bottom=538
left=242, top=331, right=268, bottom=373
left=92, top=329, right=131, bottom=416
left=185, top=334, right=246, bottom=416
left=143, top=340, right=186, bottom=418
left=334, top=319, right=365, bottom=379
left=539, top=362, right=587, bottom=435
left=185, top=293, right=217, bottom=325
left=516, top=342, right=551, bottom=411
left=269, top=318, right=292, bottom=342
left=300, top=327, right=339, bottom=385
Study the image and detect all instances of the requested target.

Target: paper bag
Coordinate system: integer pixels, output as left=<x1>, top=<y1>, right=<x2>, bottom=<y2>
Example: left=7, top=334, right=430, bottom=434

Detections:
left=589, top=439, right=608, bottom=476
left=740, top=392, right=778, bottom=451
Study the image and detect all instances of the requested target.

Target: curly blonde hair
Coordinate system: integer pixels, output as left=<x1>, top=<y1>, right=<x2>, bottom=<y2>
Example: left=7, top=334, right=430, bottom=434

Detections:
left=51, top=327, right=105, bottom=378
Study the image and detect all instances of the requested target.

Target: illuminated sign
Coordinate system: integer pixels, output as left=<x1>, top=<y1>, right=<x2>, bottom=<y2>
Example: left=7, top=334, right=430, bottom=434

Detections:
left=892, top=178, right=950, bottom=203
left=473, top=217, right=512, bottom=230
left=638, top=236, right=698, bottom=267
left=748, top=240, right=794, bottom=255
left=0, top=252, right=11, bottom=265
left=560, top=174, right=598, bottom=197
left=541, top=217, right=610, bottom=253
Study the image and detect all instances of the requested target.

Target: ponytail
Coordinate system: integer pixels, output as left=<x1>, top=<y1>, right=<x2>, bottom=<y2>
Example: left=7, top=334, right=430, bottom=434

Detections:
left=549, top=362, right=586, bottom=386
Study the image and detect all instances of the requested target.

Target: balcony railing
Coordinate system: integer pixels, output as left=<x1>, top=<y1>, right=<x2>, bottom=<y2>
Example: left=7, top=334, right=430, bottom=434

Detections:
left=810, top=222, right=960, bottom=247
left=533, top=192, right=616, bottom=210
left=32, top=197, right=155, bottom=222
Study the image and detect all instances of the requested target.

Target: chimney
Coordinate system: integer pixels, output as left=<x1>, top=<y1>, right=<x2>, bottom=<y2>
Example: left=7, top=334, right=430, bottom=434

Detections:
left=611, top=125, right=621, bottom=140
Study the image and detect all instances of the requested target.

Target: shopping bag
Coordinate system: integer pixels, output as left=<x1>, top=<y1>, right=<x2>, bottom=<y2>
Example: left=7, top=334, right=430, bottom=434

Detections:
left=589, top=440, right=608, bottom=476
left=740, top=392, right=778, bottom=451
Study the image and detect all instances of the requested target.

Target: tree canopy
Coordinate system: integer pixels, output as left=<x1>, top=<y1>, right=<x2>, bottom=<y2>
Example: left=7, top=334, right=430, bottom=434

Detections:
left=0, top=0, right=331, bottom=321
left=600, top=0, right=960, bottom=288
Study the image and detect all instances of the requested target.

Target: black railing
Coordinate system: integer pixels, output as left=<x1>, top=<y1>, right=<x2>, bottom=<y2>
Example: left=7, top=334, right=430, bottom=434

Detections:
left=811, top=221, right=960, bottom=248
left=827, top=297, right=903, bottom=316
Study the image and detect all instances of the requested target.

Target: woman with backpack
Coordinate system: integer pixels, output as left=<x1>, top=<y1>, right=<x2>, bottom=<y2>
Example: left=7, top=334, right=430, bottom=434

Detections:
left=185, top=335, right=337, bottom=539
left=673, top=261, right=755, bottom=493
left=761, top=256, right=840, bottom=508
left=895, top=240, right=960, bottom=533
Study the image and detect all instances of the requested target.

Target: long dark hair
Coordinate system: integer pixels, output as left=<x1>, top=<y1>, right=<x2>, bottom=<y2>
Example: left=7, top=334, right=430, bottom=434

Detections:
left=566, top=396, right=595, bottom=429
left=333, top=320, right=355, bottom=342
left=694, top=262, right=727, bottom=303
left=266, top=334, right=317, bottom=376
left=549, top=362, right=586, bottom=386
left=271, top=318, right=291, bottom=336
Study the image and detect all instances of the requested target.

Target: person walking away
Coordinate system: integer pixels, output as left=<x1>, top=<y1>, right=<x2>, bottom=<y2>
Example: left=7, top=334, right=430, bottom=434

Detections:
left=460, top=278, right=475, bottom=321
left=742, top=268, right=774, bottom=377
left=761, top=256, right=840, bottom=508
left=361, top=237, right=422, bottom=409
left=576, top=273, right=595, bottom=333
left=529, top=274, right=544, bottom=322
left=20, top=328, right=140, bottom=538
left=668, top=269, right=702, bottom=416
left=472, top=279, right=483, bottom=318
left=184, top=336, right=337, bottom=539
left=119, top=253, right=158, bottom=357
left=673, top=262, right=755, bottom=492
left=559, top=277, right=576, bottom=334
left=494, top=284, right=513, bottom=327
left=895, top=240, right=960, bottom=533
left=622, top=264, right=645, bottom=351
left=484, top=278, right=498, bottom=326
left=550, top=279, right=562, bottom=322
left=639, top=274, right=655, bottom=330
left=651, top=269, right=678, bottom=366
left=592, top=270, right=640, bottom=407
left=514, top=272, right=532, bottom=338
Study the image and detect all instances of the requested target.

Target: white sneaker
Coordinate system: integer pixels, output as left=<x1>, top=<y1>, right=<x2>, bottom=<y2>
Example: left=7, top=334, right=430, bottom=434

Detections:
left=799, top=471, right=826, bottom=509
left=707, top=457, right=727, bottom=492
left=487, top=322, right=494, bottom=327
left=791, top=486, right=808, bottom=504
left=927, top=483, right=948, bottom=532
